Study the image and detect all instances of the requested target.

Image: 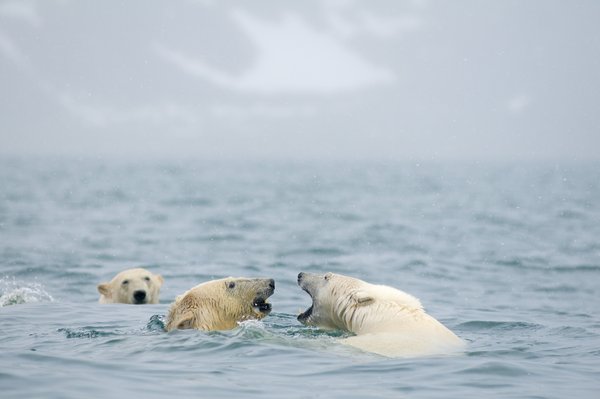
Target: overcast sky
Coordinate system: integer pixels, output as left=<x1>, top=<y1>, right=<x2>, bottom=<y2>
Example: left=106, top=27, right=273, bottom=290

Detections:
left=1, top=0, right=599, bottom=161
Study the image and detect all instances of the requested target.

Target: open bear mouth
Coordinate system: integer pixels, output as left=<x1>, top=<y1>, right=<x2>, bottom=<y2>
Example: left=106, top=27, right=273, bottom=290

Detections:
left=297, top=284, right=314, bottom=323
left=252, top=297, right=272, bottom=314
left=297, top=304, right=313, bottom=323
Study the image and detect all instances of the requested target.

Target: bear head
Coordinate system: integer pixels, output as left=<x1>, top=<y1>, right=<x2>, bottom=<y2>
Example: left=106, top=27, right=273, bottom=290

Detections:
left=166, top=277, right=275, bottom=331
left=97, top=268, right=164, bottom=304
left=297, top=272, right=422, bottom=333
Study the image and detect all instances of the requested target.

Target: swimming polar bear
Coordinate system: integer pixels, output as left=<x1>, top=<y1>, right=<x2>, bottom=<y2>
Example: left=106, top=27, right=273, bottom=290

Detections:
left=297, top=272, right=465, bottom=357
left=97, top=268, right=163, bottom=304
left=166, top=277, right=275, bottom=331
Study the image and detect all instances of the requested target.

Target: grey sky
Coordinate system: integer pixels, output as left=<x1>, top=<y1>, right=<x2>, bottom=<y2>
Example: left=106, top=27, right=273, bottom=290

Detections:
left=1, top=0, right=599, bottom=161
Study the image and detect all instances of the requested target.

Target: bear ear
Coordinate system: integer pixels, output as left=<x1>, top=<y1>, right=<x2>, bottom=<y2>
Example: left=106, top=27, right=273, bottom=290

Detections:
left=155, top=274, right=164, bottom=287
left=352, top=291, right=374, bottom=306
left=97, top=283, right=111, bottom=298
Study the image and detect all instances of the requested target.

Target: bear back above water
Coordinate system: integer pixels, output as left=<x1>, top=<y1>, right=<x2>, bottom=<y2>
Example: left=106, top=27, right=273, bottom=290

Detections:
left=97, top=268, right=163, bottom=305
left=297, top=272, right=465, bottom=357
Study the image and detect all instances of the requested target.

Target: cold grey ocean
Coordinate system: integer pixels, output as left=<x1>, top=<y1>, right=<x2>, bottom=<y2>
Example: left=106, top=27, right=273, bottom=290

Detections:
left=1, top=158, right=599, bottom=399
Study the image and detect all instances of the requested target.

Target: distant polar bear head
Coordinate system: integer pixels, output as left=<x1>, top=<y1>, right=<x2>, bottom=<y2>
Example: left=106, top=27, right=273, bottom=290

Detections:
left=166, top=277, right=275, bottom=332
left=97, top=268, right=164, bottom=305
left=297, top=272, right=423, bottom=333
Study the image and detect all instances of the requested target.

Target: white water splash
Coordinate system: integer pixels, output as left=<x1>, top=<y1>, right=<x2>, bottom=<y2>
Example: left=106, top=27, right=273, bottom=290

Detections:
left=0, top=277, right=54, bottom=307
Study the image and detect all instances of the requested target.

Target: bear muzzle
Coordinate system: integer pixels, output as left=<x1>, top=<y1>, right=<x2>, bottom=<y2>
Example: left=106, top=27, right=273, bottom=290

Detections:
left=251, top=278, right=275, bottom=315
left=297, top=272, right=318, bottom=324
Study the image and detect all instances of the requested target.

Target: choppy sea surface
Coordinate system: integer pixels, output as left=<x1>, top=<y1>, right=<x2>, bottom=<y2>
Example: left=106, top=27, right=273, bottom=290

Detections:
left=1, top=157, right=599, bottom=398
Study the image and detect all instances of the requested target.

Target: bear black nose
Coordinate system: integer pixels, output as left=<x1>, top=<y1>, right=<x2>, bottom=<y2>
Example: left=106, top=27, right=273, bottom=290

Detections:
left=133, top=290, right=146, bottom=302
left=297, top=272, right=304, bottom=282
left=269, top=278, right=275, bottom=290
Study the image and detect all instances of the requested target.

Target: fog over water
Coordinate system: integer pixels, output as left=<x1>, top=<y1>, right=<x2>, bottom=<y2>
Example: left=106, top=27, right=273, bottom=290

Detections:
left=2, top=4, right=600, bottom=398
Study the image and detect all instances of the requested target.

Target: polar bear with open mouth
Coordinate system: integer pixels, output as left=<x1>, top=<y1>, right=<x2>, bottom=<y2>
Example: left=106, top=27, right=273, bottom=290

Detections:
left=297, top=272, right=465, bottom=357
left=166, top=277, right=275, bottom=331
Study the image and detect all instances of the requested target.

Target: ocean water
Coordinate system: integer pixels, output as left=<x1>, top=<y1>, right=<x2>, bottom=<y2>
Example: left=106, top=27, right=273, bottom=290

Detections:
left=1, top=157, right=599, bottom=398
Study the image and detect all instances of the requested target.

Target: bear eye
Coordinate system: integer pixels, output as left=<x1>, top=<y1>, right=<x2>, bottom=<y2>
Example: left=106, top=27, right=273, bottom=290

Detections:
left=228, top=282, right=236, bottom=289
left=122, top=280, right=129, bottom=285
left=324, top=273, right=333, bottom=281
left=144, top=276, right=151, bottom=282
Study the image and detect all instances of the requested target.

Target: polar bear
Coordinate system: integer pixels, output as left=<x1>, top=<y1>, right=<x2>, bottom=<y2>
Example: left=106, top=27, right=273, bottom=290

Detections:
left=297, top=272, right=465, bottom=357
left=97, top=268, right=163, bottom=304
left=165, top=277, right=275, bottom=331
